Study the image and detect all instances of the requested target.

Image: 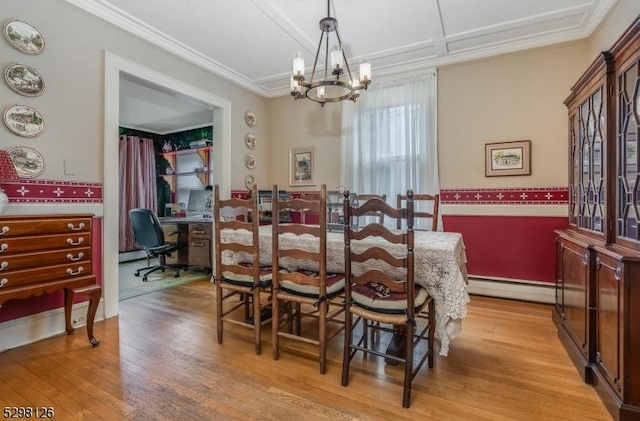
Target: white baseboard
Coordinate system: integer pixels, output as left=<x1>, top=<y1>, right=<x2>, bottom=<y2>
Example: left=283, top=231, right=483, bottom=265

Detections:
left=0, top=300, right=105, bottom=352
left=467, top=275, right=555, bottom=304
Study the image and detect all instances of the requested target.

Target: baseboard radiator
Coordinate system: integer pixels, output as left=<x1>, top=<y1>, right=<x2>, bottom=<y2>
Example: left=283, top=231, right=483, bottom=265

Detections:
left=467, top=275, right=555, bottom=304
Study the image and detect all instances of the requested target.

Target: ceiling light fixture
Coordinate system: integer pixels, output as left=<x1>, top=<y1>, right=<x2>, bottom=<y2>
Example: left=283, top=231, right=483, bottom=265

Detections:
left=290, top=0, right=371, bottom=106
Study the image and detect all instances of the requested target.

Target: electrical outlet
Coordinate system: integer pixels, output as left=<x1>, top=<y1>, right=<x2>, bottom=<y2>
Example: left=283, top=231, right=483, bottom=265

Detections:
left=73, top=316, right=85, bottom=326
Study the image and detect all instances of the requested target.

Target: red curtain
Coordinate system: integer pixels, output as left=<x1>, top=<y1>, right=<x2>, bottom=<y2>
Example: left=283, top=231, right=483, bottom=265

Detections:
left=119, top=135, right=157, bottom=252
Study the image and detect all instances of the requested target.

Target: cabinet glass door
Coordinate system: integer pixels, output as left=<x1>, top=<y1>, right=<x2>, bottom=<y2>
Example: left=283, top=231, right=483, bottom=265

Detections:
left=617, top=60, right=640, bottom=241
left=577, top=87, right=605, bottom=233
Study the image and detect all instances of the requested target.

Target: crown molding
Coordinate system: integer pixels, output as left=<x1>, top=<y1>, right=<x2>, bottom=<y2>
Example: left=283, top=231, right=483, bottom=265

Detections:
left=61, top=0, right=619, bottom=100
left=61, top=0, right=269, bottom=97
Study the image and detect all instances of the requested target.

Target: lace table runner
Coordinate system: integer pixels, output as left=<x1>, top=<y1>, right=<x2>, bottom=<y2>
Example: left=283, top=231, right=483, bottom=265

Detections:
left=221, top=225, right=470, bottom=356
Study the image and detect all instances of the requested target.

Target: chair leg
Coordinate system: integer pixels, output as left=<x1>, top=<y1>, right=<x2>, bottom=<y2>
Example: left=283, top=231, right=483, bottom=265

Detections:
left=319, top=300, right=327, bottom=375
left=295, top=302, right=301, bottom=335
left=341, top=306, right=352, bottom=387
left=428, top=299, right=435, bottom=368
left=402, top=322, right=415, bottom=408
left=216, top=280, right=223, bottom=345
left=272, top=293, right=280, bottom=361
left=253, top=288, right=261, bottom=355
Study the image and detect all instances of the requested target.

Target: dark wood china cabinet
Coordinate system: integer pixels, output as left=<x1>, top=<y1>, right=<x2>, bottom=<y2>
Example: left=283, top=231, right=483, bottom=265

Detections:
left=554, top=15, right=640, bottom=421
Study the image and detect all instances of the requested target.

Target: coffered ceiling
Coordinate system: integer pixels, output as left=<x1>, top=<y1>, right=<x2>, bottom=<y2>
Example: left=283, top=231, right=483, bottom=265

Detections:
left=65, top=0, right=618, bottom=99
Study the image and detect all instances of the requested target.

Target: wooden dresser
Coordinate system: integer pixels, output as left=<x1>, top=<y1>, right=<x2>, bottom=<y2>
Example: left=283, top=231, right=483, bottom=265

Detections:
left=0, top=214, right=101, bottom=346
left=554, top=15, right=640, bottom=420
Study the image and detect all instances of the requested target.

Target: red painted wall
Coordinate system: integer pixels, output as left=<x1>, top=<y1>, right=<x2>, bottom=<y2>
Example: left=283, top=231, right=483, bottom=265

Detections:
left=443, top=215, right=568, bottom=283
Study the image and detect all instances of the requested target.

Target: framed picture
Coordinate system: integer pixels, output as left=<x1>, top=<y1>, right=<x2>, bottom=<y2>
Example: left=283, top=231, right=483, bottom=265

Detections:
left=4, top=63, right=45, bottom=96
left=485, top=140, right=531, bottom=177
left=3, top=20, right=45, bottom=55
left=3, top=104, right=45, bottom=137
left=290, top=146, right=316, bottom=186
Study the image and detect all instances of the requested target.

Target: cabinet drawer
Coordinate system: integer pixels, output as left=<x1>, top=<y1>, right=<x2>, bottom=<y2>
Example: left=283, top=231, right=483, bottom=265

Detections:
left=188, top=238, right=211, bottom=267
left=0, top=233, right=90, bottom=254
left=0, top=261, right=90, bottom=289
left=0, top=217, right=91, bottom=238
left=0, top=247, right=91, bottom=272
left=189, top=223, right=211, bottom=239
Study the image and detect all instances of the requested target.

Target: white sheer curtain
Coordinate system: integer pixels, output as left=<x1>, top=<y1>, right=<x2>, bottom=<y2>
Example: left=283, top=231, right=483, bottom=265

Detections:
left=340, top=68, right=441, bottom=230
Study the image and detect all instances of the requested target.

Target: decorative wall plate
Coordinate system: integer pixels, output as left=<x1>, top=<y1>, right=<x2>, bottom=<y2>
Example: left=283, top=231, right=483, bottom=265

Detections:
left=4, top=64, right=45, bottom=96
left=245, top=174, right=255, bottom=190
left=244, top=110, right=256, bottom=127
left=3, top=20, right=45, bottom=55
left=3, top=105, right=45, bottom=137
left=7, top=146, right=45, bottom=178
left=244, top=153, right=256, bottom=170
left=244, top=132, right=256, bottom=149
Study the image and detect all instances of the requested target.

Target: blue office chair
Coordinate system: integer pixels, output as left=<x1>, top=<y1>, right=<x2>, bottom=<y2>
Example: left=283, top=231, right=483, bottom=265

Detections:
left=129, top=208, right=185, bottom=281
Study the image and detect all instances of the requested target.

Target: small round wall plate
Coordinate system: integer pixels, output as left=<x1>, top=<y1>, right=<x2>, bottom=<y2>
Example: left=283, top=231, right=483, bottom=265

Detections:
left=3, top=104, right=45, bottom=137
left=244, top=153, right=255, bottom=170
left=244, top=132, right=256, bottom=149
left=4, top=63, right=45, bottom=96
left=3, top=20, right=45, bottom=55
left=244, top=110, right=256, bottom=127
left=244, top=174, right=255, bottom=190
left=7, top=146, right=45, bottom=178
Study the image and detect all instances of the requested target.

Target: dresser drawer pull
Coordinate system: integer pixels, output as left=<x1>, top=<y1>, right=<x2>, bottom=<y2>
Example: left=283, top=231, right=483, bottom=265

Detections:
left=192, top=230, right=206, bottom=235
left=0, top=278, right=7, bottom=287
left=0, top=226, right=9, bottom=236
left=0, top=261, right=7, bottom=271
left=66, top=267, right=84, bottom=276
left=67, top=252, right=84, bottom=261
left=0, top=244, right=7, bottom=253
left=582, top=253, right=588, bottom=265
left=67, top=237, right=84, bottom=246
left=67, top=222, right=85, bottom=231
left=615, top=266, right=622, bottom=281
left=192, top=242, right=205, bottom=247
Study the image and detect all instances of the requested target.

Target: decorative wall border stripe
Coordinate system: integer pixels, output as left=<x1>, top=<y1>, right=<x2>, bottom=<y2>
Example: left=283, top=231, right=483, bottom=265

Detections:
left=440, top=187, right=568, bottom=205
left=0, top=180, right=103, bottom=203
left=233, top=187, right=569, bottom=205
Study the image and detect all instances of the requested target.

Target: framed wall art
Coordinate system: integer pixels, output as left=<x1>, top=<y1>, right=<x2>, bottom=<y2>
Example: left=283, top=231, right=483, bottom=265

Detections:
left=244, top=110, right=256, bottom=127
left=3, top=20, right=45, bottom=55
left=3, top=104, right=45, bottom=137
left=289, top=146, right=316, bottom=186
left=244, top=132, right=256, bottom=149
left=4, top=63, right=45, bottom=96
left=7, top=146, right=45, bottom=178
left=244, top=152, right=255, bottom=170
left=485, top=140, right=531, bottom=177
left=245, top=174, right=256, bottom=190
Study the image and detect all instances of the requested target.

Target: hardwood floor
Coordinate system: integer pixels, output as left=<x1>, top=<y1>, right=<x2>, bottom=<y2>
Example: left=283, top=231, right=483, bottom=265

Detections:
left=0, top=280, right=612, bottom=420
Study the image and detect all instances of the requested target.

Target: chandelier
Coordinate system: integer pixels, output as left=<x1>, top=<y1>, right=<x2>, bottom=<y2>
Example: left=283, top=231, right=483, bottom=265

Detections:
left=290, top=0, right=372, bottom=105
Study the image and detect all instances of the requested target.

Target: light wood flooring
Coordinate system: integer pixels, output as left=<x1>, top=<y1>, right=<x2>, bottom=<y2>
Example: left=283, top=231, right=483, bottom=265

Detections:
left=0, top=280, right=612, bottom=420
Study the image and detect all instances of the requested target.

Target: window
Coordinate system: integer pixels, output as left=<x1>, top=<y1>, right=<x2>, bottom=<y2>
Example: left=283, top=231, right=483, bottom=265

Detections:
left=341, top=69, right=439, bottom=229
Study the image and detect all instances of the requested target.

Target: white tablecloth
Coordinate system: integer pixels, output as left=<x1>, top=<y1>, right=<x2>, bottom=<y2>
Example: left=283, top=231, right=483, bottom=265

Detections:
left=221, top=225, right=470, bottom=356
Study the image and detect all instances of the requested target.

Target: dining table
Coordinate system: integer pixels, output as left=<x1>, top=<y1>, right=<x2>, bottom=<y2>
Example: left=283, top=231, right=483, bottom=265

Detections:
left=220, top=225, right=470, bottom=356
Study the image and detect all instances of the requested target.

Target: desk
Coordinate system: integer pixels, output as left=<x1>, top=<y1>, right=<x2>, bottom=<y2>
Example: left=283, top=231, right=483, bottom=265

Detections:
left=221, top=225, right=469, bottom=356
left=159, top=217, right=213, bottom=269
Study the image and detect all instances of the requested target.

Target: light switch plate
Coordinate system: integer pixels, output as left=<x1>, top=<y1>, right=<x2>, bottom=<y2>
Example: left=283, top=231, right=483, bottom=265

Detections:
left=64, top=159, right=75, bottom=175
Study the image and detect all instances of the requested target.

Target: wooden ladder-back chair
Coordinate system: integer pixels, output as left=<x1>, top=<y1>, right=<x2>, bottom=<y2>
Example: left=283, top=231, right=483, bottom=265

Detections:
left=271, top=184, right=345, bottom=374
left=356, top=194, right=387, bottom=225
left=397, top=193, right=440, bottom=231
left=214, top=184, right=272, bottom=355
left=342, top=190, right=435, bottom=408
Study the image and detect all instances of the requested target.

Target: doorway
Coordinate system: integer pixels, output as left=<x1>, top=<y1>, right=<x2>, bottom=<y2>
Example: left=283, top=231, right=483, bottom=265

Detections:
left=104, top=52, right=231, bottom=319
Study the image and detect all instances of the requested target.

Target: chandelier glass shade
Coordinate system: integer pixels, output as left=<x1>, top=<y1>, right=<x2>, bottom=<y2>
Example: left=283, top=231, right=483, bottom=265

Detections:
left=291, top=0, right=371, bottom=105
